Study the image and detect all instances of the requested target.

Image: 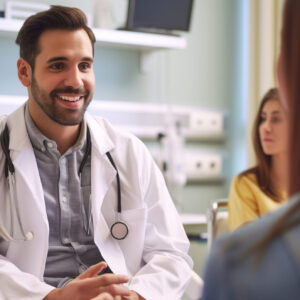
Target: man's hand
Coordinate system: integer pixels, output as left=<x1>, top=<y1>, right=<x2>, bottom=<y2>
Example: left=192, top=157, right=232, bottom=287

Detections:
left=91, top=293, right=114, bottom=300
left=122, top=291, right=145, bottom=300
left=44, top=262, right=130, bottom=300
left=91, top=290, right=145, bottom=300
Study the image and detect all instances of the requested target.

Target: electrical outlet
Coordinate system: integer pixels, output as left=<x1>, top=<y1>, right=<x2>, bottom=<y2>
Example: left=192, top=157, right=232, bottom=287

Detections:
left=149, top=147, right=223, bottom=182
left=184, top=152, right=222, bottom=181
left=189, top=111, right=223, bottom=134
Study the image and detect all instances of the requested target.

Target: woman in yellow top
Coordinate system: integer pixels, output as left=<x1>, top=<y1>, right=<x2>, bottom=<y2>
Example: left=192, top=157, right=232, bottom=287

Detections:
left=228, top=88, right=288, bottom=230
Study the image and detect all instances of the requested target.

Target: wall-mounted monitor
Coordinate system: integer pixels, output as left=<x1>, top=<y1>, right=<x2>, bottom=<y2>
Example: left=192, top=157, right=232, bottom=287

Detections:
left=125, top=0, right=194, bottom=34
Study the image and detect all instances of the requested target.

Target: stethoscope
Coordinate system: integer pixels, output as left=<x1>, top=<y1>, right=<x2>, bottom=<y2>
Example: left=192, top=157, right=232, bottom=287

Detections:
left=0, top=123, right=129, bottom=242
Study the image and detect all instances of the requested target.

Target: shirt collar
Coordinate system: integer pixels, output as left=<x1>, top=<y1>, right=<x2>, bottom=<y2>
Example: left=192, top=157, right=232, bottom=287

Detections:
left=24, top=102, right=87, bottom=154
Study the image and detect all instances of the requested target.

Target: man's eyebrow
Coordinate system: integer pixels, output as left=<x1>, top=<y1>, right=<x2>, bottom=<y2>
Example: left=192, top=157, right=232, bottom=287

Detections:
left=82, top=57, right=94, bottom=63
left=46, top=57, right=68, bottom=63
left=46, top=56, right=94, bottom=63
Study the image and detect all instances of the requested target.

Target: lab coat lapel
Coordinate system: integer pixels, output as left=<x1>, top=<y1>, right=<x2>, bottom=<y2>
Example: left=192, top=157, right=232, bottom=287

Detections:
left=7, top=105, right=48, bottom=221
left=87, top=115, right=129, bottom=275
left=5, top=105, right=49, bottom=278
left=87, top=113, right=116, bottom=222
left=90, top=152, right=115, bottom=240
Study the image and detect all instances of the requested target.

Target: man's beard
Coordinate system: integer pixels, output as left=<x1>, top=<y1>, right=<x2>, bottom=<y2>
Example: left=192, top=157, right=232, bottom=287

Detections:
left=30, top=75, right=92, bottom=126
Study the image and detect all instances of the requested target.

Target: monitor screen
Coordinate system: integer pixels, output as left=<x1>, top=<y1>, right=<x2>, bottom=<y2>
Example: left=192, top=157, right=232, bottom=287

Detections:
left=126, top=0, right=194, bottom=33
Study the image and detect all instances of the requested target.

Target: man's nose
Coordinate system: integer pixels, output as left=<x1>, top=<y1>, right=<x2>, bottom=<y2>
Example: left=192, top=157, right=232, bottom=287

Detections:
left=64, top=67, right=83, bottom=89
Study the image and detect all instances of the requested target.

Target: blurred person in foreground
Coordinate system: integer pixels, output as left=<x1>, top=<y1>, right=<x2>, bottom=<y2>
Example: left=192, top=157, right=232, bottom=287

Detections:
left=202, top=0, right=300, bottom=299
left=228, top=88, right=288, bottom=231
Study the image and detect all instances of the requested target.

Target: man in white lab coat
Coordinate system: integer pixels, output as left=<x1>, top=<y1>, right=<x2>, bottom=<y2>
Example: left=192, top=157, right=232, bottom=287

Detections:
left=0, top=5, right=192, bottom=300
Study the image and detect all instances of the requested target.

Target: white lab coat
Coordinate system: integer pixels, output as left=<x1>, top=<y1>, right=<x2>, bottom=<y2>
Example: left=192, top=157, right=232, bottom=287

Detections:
left=0, top=105, right=193, bottom=300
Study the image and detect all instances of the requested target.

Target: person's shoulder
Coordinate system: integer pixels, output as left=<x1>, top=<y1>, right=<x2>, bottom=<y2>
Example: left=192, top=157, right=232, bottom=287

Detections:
left=207, top=195, right=300, bottom=300
left=88, top=115, right=148, bottom=154
left=231, top=170, right=257, bottom=190
left=89, top=115, right=139, bottom=140
left=215, top=193, right=300, bottom=255
left=238, top=169, right=257, bottom=182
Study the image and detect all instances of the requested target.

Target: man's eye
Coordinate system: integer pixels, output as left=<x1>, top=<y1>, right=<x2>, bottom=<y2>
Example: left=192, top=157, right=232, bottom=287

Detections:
left=79, top=63, right=91, bottom=71
left=49, top=63, right=64, bottom=70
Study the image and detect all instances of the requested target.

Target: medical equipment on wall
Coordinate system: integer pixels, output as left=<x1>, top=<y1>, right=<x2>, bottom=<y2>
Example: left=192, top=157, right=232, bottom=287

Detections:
left=157, top=112, right=186, bottom=211
left=0, top=124, right=128, bottom=242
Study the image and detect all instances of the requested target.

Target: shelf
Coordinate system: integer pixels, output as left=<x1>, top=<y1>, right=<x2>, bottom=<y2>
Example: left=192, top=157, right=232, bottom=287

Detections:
left=0, top=18, right=187, bottom=51
left=0, top=95, right=225, bottom=144
left=187, top=176, right=224, bottom=184
left=180, top=214, right=208, bottom=242
left=88, top=100, right=225, bottom=142
left=180, top=214, right=207, bottom=225
left=0, top=95, right=225, bottom=184
left=123, top=125, right=226, bottom=142
left=0, top=18, right=22, bottom=35
left=93, top=28, right=186, bottom=51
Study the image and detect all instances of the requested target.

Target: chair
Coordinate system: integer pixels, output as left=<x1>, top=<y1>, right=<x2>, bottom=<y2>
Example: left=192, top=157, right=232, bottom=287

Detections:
left=206, top=198, right=229, bottom=250
left=182, top=199, right=228, bottom=299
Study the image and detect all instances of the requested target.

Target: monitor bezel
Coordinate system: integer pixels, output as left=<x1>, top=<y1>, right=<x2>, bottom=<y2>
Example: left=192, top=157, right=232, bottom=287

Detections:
left=126, top=0, right=194, bottom=32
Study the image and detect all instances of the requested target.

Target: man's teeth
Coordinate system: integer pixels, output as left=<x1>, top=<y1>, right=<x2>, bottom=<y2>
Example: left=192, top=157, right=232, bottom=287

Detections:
left=58, top=95, right=81, bottom=102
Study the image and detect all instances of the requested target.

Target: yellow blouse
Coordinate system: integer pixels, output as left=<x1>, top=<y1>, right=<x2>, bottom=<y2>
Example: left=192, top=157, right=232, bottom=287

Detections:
left=228, top=173, right=287, bottom=231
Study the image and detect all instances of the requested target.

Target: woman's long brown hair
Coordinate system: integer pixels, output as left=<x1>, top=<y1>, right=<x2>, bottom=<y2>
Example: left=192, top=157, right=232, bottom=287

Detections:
left=262, top=0, right=300, bottom=241
left=282, top=0, right=300, bottom=197
left=240, top=88, right=282, bottom=202
left=240, top=0, right=300, bottom=260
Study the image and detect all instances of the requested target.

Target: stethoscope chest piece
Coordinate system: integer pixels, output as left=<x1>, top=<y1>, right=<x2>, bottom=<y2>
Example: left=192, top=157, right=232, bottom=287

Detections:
left=106, top=151, right=129, bottom=240
left=110, top=221, right=128, bottom=240
left=0, top=125, right=130, bottom=242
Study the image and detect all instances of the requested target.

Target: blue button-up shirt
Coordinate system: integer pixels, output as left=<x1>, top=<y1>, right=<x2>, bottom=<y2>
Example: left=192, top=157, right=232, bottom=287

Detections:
left=24, top=104, right=109, bottom=287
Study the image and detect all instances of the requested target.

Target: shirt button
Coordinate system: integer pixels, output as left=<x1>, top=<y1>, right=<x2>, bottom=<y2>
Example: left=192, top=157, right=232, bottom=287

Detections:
left=79, top=265, right=88, bottom=273
left=47, top=142, right=53, bottom=148
left=41, top=146, right=46, bottom=152
left=63, top=238, right=70, bottom=244
left=61, top=196, right=67, bottom=203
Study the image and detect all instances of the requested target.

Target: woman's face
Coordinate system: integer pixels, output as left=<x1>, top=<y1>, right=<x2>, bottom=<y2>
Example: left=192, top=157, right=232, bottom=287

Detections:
left=259, top=99, right=288, bottom=156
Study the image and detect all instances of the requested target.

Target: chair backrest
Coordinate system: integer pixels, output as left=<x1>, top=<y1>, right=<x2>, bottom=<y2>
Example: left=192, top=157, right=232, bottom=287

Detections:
left=206, top=198, right=229, bottom=250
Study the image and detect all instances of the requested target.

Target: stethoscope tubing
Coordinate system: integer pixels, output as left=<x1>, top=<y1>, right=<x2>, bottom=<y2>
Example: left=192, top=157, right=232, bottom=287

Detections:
left=1, top=124, right=15, bottom=177
left=106, top=152, right=122, bottom=213
left=0, top=123, right=128, bottom=241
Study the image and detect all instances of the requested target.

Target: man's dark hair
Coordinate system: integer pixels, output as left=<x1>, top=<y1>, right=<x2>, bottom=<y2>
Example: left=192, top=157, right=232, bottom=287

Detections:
left=15, top=5, right=96, bottom=69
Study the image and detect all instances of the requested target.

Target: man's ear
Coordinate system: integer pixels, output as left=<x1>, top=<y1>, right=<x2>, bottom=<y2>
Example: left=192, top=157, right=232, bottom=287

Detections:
left=17, top=58, right=32, bottom=87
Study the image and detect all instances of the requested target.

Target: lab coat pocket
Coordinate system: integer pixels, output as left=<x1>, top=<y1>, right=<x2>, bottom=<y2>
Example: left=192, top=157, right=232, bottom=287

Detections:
left=116, top=207, right=147, bottom=273
left=118, top=207, right=147, bottom=239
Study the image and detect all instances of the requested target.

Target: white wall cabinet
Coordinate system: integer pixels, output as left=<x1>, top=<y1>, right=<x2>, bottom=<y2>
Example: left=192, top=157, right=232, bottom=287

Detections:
left=0, top=18, right=186, bottom=50
left=0, top=17, right=186, bottom=72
